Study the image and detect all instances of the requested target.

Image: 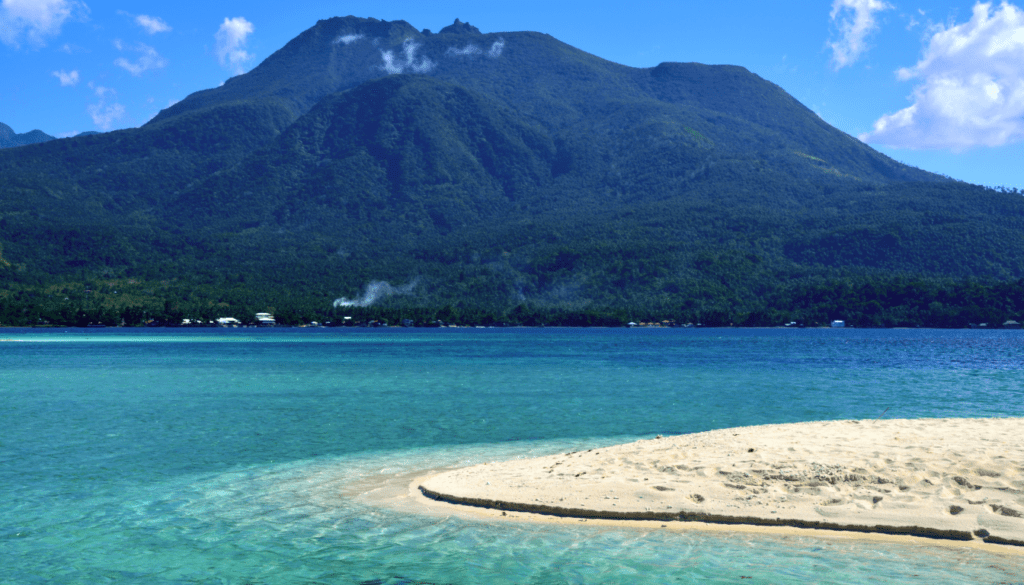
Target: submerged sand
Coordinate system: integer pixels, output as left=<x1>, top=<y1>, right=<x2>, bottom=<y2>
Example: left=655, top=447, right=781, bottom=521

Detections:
left=418, top=418, right=1024, bottom=547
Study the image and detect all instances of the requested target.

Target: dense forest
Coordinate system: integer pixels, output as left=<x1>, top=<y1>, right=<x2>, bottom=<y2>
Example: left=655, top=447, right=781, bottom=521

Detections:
left=2, top=17, right=1023, bottom=328
left=2, top=274, right=1023, bottom=328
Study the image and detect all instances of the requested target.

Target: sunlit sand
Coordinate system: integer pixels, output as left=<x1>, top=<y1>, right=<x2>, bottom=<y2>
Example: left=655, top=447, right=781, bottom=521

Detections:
left=413, top=418, right=1024, bottom=551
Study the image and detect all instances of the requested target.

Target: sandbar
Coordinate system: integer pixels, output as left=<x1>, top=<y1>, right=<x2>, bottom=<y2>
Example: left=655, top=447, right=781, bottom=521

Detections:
left=416, top=418, right=1024, bottom=549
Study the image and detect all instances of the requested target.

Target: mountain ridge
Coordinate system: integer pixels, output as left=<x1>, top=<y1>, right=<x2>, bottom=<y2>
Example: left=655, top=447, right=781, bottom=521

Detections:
left=148, top=16, right=932, bottom=186
left=0, top=122, right=55, bottom=149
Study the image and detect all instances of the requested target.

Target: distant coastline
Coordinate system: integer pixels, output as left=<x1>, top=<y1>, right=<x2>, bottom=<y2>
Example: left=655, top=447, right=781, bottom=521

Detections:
left=4, top=322, right=1024, bottom=330
left=3, top=276, right=1022, bottom=330
left=2, top=314, right=1022, bottom=330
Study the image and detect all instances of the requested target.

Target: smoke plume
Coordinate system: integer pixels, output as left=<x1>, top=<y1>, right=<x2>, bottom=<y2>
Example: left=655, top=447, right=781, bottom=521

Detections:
left=333, top=279, right=418, bottom=308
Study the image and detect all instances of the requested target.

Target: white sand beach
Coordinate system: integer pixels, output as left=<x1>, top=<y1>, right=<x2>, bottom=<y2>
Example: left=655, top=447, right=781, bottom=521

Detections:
left=416, top=418, right=1024, bottom=549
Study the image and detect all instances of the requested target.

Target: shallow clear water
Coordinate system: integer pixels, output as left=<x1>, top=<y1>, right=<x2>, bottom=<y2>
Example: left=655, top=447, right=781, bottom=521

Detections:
left=2, top=328, right=1022, bottom=584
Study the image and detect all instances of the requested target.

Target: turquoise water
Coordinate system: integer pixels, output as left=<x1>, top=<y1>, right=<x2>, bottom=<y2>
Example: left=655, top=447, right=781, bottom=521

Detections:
left=2, top=328, right=1022, bottom=584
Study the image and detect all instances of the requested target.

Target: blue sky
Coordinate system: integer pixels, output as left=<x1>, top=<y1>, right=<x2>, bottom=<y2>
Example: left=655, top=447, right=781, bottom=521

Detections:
left=3, top=0, right=1024, bottom=189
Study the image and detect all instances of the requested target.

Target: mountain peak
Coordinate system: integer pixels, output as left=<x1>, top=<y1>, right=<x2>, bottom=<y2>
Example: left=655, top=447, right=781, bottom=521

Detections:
left=0, top=121, right=55, bottom=149
left=313, top=15, right=420, bottom=41
left=438, top=18, right=481, bottom=35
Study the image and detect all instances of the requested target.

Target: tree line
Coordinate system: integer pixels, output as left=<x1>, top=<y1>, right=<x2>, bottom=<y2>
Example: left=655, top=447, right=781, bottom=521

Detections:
left=3, top=276, right=1021, bottom=329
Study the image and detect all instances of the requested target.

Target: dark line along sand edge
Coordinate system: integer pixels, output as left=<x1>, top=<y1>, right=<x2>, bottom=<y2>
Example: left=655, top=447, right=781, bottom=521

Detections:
left=419, top=486, right=1024, bottom=547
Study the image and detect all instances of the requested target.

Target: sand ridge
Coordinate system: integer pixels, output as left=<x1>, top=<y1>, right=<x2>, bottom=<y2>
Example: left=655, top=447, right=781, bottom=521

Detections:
left=418, top=418, right=1024, bottom=546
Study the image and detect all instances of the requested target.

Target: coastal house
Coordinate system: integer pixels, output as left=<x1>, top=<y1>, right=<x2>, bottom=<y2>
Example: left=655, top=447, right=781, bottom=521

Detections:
left=255, top=312, right=276, bottom=327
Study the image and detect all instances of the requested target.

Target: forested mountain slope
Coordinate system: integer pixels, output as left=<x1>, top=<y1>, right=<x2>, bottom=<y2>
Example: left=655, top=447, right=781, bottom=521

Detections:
left=1, top=16, right=1022, bottom=326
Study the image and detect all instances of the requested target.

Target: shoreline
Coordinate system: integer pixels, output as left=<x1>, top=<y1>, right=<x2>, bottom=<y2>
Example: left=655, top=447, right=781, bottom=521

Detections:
left=416, top=485, right=982, bottom=542
left=0, top=325, right=794, bottom=331
left=412, top=418, right=1024, bottom=551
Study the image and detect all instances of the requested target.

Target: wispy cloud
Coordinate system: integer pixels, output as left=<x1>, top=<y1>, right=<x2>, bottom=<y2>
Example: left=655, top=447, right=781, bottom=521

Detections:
left=828, top=0, right=892, bottom=69
left=215, top=16, right=255, bottom=75
left=116, top=10, right=171, bottom=34
left=905, top=8, right=926, bottom=30
left=446, top=43, right=482, bottom=56
left=52, top=69, right=79, bottom=86
left=114, top=42, right=167, bottom=76
left=135, top=14, right=170, bottom=34
left=446, top=38, right=505, bottom=58
left=0, top=0, right=87, bottom=48
left=334, top=33, right=363, bottom=45
left=380, top=39, right=434, bottom=74
left=86, top=83, right=125, bottom=131
left=488, top=38, right=505, bottom=58
left=88, top=103, right=125, bottom=130
left=861, top=2, right=1024, bottom=150
left=89, top=82, right=111, bottom=97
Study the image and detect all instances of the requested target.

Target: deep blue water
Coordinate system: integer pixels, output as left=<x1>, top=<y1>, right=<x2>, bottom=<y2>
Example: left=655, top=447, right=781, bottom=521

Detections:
left=1, top=328, right=1022, bottom=584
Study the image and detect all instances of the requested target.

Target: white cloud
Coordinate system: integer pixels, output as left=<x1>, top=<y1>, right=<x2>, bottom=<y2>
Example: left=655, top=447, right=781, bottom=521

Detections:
left=0, top=0, right=87, bottom=47
left=334, top=33, right=363, bottom=45
left=86, top=84, right=124, bottom=130
left=215, top=16, right=254, bottom=75
left=446, top=43, right=482, bottom=56
left=114, top=42, right=167, bottom=76
left=88, top=102, right=125, bottom=130
left=905, top=8, right=927, bottom=30
left=380, top=39, right=434, bottom=74
left=862, top=2, right=1024, bottom=150
left=828, top=0, right=893, bottom=69
left=135, top=14, right=170, bottom=34
left=446, top=38, right=505, bottom=59
left=89, top=82, right=110, bottom=97
left=488, top=38, right=505, bottom=58
left=52, top=69, right=79, bottom=86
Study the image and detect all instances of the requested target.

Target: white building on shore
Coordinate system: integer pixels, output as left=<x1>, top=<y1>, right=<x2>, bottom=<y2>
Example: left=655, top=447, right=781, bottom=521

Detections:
left=255, top=312, right=276, bottom=327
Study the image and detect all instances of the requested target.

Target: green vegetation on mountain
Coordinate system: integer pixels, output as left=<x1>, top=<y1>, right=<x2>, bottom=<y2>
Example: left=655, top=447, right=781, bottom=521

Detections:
left=0, top=122, right=54, bottom=149
left=1, top=16, right=1023, bottom=327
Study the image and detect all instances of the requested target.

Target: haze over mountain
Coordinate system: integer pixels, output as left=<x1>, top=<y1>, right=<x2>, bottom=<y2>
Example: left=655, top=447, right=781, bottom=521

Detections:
left=1, top=16, right=1023, bottom=326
